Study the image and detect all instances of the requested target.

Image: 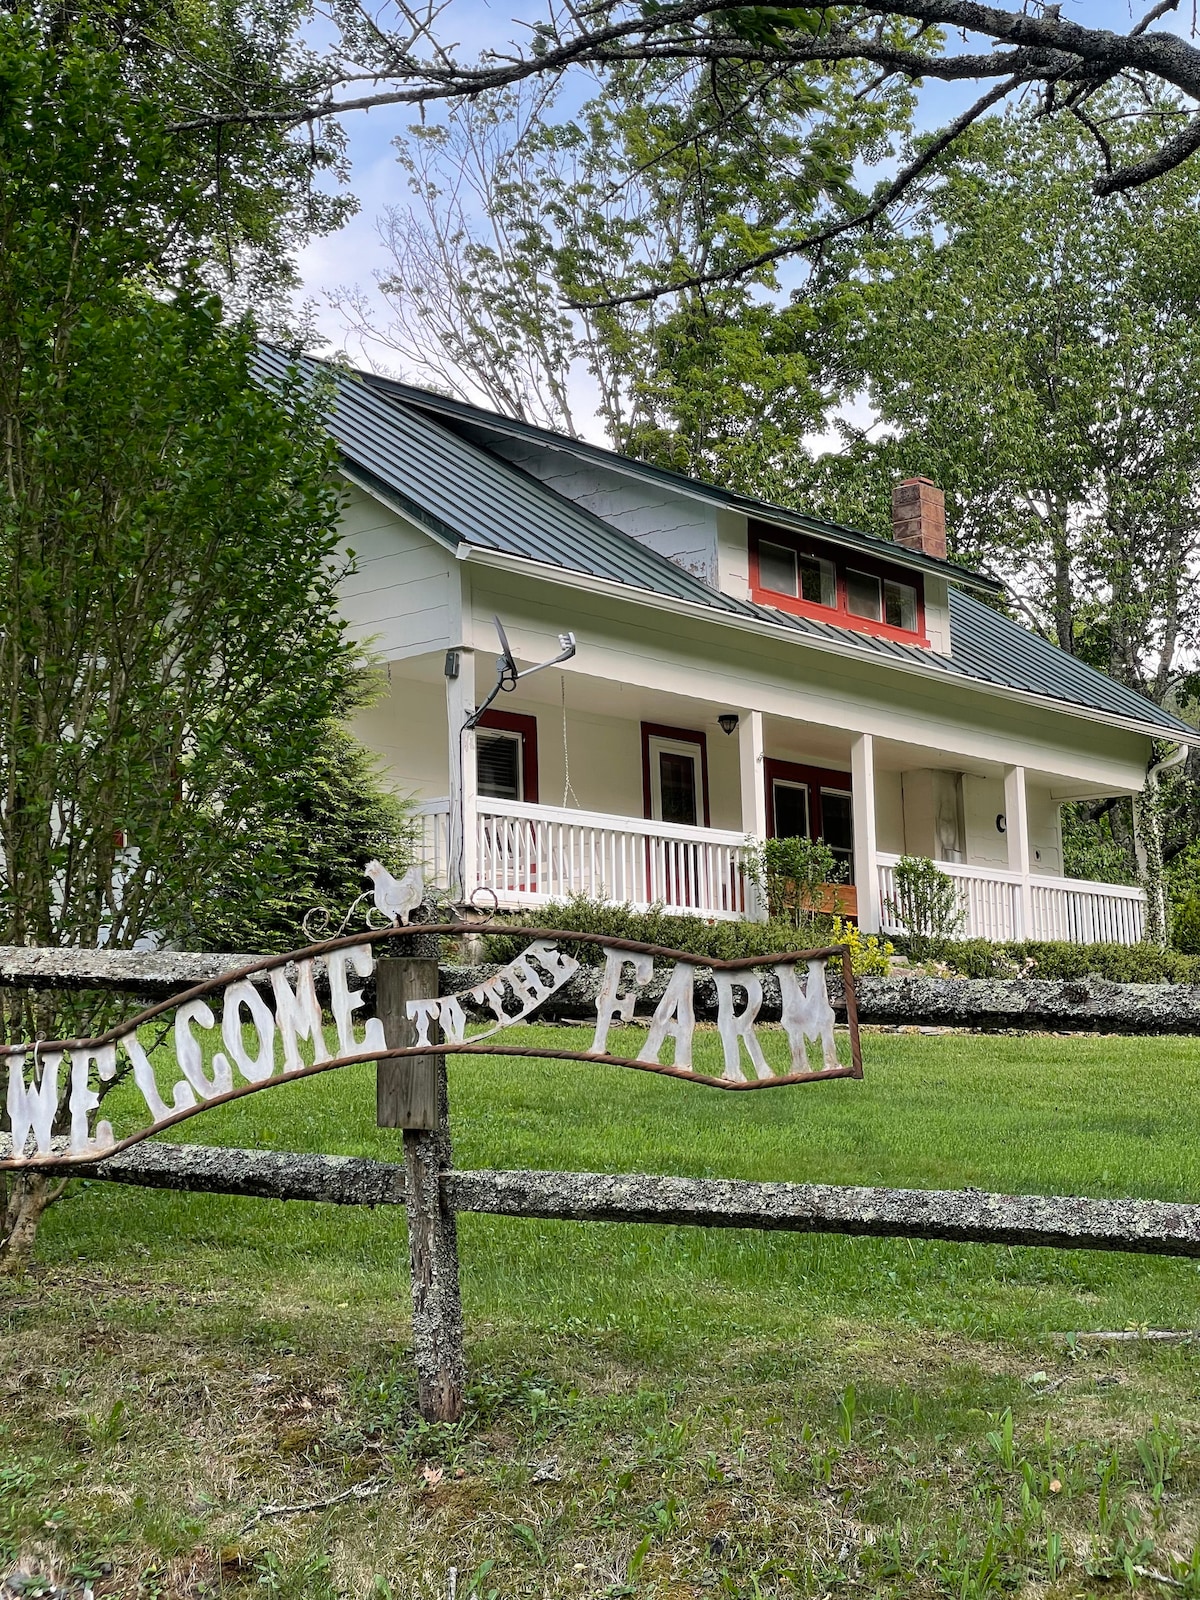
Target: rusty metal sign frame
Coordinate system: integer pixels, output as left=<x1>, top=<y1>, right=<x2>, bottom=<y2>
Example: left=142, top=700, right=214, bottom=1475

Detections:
left=1, top=926, right=862, bottom=1171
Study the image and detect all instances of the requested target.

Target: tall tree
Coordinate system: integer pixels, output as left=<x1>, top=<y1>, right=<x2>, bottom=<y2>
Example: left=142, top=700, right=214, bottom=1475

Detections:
left=786, top=98, right=1200, bottom=911
left=0, top=13, right=386, bottom=1269
left=341, top=56, right=910, bottom=477
left=166, top=3, right=1200, bottom=297
left=801, top=100, right=1200, bottom=710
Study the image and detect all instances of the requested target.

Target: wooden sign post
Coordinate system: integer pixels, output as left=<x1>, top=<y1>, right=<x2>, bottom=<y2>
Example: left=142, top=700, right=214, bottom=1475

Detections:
left=376, top=952, right=465, bottom=1423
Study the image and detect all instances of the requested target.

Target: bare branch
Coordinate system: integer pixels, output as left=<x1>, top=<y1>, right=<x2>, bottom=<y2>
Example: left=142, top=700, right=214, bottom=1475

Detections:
left=1095, top=106, right=1200, bottom=191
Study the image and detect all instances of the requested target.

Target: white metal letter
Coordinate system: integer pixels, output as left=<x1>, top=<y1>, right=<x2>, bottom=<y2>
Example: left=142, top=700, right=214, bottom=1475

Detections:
left=271, top=961, right=329, bottom=1071
left=217, top=979, right=277, bottom=1084
left=174, top=1000, right=230, bottom=1100
left=7, top=1051, right=61, bottom=1157
left=591, top=952, right=653, bottom=1055
left=713, top=973, right=771, bottom=1082
left=776, top=960, right=839, bottom=1072
left=637, top=962, right=697, bottom=1069
left=328, top=944, right=386, bottom=1056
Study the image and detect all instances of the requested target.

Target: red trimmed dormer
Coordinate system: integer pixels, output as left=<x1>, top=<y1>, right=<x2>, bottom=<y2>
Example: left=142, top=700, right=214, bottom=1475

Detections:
left=749, top=520, right=930, bottom=648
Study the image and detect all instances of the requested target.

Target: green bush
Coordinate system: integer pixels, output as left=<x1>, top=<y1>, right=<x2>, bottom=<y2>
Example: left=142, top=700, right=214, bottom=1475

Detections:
left=741, top=834, right=839, bottom=930
left=1171, top=895, right=1200, bottom=955
left=479, top=894, right=893, bottom=974
left=179, top=715, right=417, bottom=953
left=884, top=855, right=965, bottom=958
left=930, top=938, right=1200, bottom=984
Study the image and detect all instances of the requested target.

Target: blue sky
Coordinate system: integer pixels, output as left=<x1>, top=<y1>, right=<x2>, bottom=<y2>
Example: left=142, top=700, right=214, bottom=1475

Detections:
left=295, top=0, right=1195, bottom=415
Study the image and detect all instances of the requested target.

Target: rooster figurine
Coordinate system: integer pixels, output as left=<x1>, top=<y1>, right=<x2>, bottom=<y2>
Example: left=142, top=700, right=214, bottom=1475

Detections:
left=363, top=860, right=425, bottom=926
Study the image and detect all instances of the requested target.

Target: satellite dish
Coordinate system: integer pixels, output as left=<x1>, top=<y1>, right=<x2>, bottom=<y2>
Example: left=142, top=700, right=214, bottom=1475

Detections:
left=464, top=616, right=577, bottom=728
left=493, top=615, right=518, bottom=691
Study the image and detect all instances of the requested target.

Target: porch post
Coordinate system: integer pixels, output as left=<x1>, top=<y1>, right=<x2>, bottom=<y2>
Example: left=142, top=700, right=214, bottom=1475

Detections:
left=446, top=650, right=477, bottom=904
left=1004, top=765, right=1033, bottom=939
left=738, top=711, right=769, bottom=921
left=851, top=733, right=880, bottom=933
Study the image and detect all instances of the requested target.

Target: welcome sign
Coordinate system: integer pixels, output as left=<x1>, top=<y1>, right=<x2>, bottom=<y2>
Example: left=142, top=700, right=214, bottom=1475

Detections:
left=1, top=928, right=862, bottom=1168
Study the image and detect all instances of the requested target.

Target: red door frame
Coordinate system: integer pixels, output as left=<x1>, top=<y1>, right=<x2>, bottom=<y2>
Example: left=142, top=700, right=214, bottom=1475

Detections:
left=763, top=757, right=852, bottom=841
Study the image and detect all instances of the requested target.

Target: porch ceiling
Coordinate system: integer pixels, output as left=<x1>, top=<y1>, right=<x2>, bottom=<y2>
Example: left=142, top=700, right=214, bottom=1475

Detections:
left=388, top=653, right=1139, bottom=798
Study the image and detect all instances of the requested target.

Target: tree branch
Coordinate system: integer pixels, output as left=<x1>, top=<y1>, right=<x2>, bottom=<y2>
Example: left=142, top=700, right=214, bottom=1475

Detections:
left=566, top=72, right=1024, bottom=309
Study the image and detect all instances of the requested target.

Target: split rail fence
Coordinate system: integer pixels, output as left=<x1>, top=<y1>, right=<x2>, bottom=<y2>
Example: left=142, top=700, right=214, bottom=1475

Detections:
left=5, top=942, right=1200, bottom=1423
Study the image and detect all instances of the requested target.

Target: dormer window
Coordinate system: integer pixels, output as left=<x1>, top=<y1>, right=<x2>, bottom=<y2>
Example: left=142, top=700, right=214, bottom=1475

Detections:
left=750, top=522, right=927, bottom=645
left=758, top=540, right=837, bottom=609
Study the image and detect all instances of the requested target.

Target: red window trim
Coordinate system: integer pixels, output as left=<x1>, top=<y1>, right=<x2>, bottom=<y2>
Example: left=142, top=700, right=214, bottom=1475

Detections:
left=749, top=521, right=929, bottom=646
left=764, top=758, right=852, bottom=841
left=477, top=709, right=539, bottom=804
left=641, top=722, right=711, bottom=827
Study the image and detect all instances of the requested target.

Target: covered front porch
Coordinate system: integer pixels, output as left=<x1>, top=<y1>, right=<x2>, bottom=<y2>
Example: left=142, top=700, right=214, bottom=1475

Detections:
left=370, top=656, right=1147, bottom=944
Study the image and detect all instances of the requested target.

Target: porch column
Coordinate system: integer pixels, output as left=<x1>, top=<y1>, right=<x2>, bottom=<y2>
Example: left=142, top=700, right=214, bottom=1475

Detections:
left=738, top=711, right=769, bottom=922
left=445, top=650, right=477, bottom=904
left=851, top=734, right=880, bottom=933
left=1003, top=765, right=1033, bottom=939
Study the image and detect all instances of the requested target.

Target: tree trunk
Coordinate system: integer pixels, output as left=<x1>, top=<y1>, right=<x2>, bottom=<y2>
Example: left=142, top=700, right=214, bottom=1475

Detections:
left=0, top=1171, right=56, bottom=1276
left=1134, top=764, right=1168, bottom=949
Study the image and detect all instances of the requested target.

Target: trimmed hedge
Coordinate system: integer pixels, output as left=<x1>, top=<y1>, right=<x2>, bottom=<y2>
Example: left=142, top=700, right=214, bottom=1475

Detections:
left=479, top=896, right=893, bottom=974
left=931, top=938, right=1200, bottom=985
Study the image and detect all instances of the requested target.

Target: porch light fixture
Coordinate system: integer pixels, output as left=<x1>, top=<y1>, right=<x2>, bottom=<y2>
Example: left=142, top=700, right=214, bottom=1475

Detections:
left=718, top=713, right=740, bottom=736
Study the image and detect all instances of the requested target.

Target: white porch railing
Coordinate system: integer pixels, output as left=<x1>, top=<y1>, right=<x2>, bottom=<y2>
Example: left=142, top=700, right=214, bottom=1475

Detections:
left=875, top=851, right=1146, bottom=945
left=417, top=797, right=753, bottom=919
left=415, top=799, right=451, bottom=890
left=478, top=799, right=752, bottom=918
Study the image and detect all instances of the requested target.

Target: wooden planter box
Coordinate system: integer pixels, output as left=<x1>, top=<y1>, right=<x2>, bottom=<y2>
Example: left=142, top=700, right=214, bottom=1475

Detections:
left=769, top=881, right=858, bottom=920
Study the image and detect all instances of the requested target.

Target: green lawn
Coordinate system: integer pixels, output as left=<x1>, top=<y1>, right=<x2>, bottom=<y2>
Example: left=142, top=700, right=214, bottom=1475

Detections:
left=5, top=1027, right=1200, bottom=1597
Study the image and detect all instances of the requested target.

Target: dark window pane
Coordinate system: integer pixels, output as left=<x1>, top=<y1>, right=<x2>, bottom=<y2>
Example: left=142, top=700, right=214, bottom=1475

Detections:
left=846, top=569, right=882, bottom=621
left=758, top=540, right=798, bottom=597
left=884, top=579, right=917, bottom=631
left=798, top=554, right=836, bottom=608
left=478, top=731, right=522, bottom=800
left=820, top=789, right=854, bottom=882
left=659, top=750, right=698, bottom=825
left=772, top=781, right=809, bottom=840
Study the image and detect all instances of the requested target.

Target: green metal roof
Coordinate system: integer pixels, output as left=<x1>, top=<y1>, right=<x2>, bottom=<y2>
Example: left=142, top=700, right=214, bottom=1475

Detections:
left=360, top=370, right=1003, bottom=596
left=947, top=589, right=1192, bottom=736
left=253, top=346, right=1195, bottom=742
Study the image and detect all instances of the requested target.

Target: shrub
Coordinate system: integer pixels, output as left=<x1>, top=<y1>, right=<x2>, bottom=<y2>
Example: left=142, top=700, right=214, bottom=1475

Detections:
left=1172, top=894, right=1200, bottom=955
left=884, top=855, right=965, bottom=958
left=741, top=835, right=840, bottom=930
left=479, top=895, right=893, bottom=975
left=930, top=938, right=1200, bottom=984
left=180, top=717, right=418, bottom=953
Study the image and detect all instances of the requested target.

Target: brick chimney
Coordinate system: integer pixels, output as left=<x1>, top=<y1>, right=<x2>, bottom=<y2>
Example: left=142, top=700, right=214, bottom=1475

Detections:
left=891, top=476, right=946, bottom=561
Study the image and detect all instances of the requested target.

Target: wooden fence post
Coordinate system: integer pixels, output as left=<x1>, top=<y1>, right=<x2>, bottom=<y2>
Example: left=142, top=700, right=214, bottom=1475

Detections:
left=376, top=950, right=465, bottom=1423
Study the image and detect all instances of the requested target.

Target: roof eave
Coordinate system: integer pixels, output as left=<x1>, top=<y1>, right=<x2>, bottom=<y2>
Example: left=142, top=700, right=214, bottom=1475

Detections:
left=457, top=543, right=1200, bottom=748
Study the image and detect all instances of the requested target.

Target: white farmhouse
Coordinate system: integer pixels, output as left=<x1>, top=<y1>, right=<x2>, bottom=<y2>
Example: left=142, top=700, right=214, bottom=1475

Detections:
left=259, top=349, right=1198, bottom=943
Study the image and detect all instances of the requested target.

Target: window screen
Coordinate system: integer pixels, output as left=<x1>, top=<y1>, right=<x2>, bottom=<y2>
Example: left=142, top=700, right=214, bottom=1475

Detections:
left=658, top=750, right=698, bottom=826
left=477, top=730, right=522, bottom=800
left=883, top=578, right=917, bottom=632
left=798, top=553, right=837, bottom=608
left=757, top=540, right=798, bottom=597
left=845, top=569, right=882, bottom=621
